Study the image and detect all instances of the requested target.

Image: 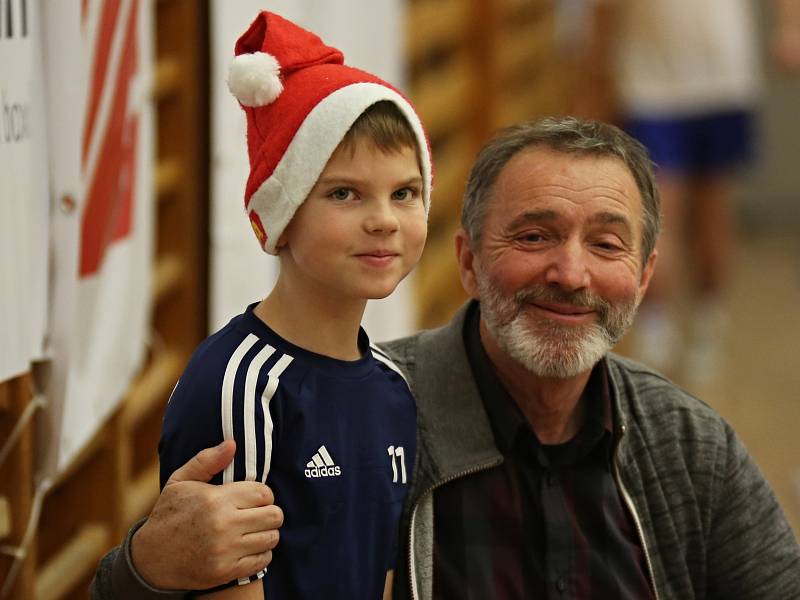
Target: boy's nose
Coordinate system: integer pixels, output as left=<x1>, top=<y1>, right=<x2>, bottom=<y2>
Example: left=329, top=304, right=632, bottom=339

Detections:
left=364, top=199, right=400, bottom=234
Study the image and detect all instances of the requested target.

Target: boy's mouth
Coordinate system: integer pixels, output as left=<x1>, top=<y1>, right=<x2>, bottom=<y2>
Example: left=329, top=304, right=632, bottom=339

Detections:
left=355, top=250, right=399, bottom=267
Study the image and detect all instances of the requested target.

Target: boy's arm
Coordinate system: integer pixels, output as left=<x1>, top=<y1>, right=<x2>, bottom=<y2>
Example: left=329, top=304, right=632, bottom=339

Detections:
left=383, top=570, right=394, bottom=600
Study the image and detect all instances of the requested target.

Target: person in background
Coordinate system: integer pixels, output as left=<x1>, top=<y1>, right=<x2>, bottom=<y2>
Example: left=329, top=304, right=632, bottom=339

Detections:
left=93, top=117, right=800, bottom=599
left=578, top=0, right=800, bottom=385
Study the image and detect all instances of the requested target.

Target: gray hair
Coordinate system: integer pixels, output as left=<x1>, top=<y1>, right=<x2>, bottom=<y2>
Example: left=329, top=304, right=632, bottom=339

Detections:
left=461, top=116, right=661, bottom=261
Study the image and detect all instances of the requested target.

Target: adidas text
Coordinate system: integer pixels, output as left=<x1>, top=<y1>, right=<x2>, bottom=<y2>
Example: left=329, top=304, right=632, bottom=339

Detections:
left=304, top=465, right=341, bottom=478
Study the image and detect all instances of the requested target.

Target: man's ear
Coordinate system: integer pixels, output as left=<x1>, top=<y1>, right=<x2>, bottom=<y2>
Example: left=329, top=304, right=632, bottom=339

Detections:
left=638, top=249, right=658, bottom=297
left=455, top=229, right=481, bottom=300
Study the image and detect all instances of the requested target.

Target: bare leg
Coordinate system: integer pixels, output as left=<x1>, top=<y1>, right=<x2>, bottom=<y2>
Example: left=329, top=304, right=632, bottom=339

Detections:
left=631, top=173, right=688, bottom=374
left=682, top=173, right=738, bottom=387
left=687, top=173, right=737, bottom=296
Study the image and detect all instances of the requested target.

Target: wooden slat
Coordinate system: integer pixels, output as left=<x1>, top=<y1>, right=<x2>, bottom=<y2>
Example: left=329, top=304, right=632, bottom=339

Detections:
left=122, top=350, right=184, bottom=431
left=34, top=523, right=110, bottom=600
left=495, top=15, right=553, bottom=85
left=155, top=157, right=183, bottom=199
left=428, top=133, right=474, bottom=224
left=124, top=461, right=160, bottom=524
left=406, top=0, right=468, bottom=63
left=154, top=57, right=181, bottom=100
left=498, top=0, right=550, bottom=22
left=0, top=381, right=9, bottom=410
left=412, top=54, right=473, bottom=140
left=493, top=71, right=561, bottom=129
left=152, top=253, right=184, bottom=304
left=416, top=221, right=462, bottom=304
left=0, top=496, right=9, bottom=539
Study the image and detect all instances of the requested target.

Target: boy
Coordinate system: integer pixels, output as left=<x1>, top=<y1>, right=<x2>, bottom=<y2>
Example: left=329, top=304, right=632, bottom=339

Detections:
left=158, top=11, right=433, bottom=599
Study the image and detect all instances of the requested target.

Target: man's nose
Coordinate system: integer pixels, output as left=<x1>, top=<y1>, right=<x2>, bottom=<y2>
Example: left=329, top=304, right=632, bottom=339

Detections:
left=543, top=240, right=590, bottom=291
left=364, top=198, right=400, bottom=234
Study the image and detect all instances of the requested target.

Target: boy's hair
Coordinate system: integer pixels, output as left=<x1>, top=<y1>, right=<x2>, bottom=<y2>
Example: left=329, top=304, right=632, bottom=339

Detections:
left=340, top=101, right=420, bottom=156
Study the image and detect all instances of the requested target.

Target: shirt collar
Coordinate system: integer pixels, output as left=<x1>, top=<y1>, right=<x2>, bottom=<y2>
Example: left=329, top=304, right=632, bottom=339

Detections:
left=462, top=301, right=614, bottom=461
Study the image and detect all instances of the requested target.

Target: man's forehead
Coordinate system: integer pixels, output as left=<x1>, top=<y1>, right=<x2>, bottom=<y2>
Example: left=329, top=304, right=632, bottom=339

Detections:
left=493, top=148, right=637, bottom=196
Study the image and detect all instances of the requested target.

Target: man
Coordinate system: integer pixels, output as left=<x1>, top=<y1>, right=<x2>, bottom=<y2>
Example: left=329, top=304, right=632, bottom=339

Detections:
left=92, top=117, right=800, bottom=599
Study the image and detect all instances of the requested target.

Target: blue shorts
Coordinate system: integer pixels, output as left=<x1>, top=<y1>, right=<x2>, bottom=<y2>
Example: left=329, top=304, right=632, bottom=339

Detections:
left=624, top=110, right=755, bottom=176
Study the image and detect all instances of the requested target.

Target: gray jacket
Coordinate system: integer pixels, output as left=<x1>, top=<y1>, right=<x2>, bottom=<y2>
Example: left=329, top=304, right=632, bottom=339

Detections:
left=91, top=303, right=800, bottom=599
left=383, top=303, right=800, bottom=600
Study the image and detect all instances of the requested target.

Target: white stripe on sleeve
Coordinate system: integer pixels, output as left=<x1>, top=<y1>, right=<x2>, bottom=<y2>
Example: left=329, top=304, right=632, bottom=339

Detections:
left=370, top=344, right=410, bottom=386
left=243, top=344, right=276, bottom=482
left=221, top=334, right=259, bottom=484
left=260, top=353, right=294, bottom=483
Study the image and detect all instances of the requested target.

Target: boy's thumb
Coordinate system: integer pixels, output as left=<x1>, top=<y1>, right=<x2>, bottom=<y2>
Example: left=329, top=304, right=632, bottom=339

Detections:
left=166, top=440, right=237, bottom=485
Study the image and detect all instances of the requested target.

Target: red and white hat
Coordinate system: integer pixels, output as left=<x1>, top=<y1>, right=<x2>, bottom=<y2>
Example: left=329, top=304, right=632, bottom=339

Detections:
left=227, top=11, right=433, bottom=254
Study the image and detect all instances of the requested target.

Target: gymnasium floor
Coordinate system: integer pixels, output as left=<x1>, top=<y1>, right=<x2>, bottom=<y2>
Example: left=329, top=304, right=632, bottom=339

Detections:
left=623, top=224, right=800, bottom=535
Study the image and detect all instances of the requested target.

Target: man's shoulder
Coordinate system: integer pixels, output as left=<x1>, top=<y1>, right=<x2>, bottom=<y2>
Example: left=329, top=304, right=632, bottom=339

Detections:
left=377, top=304, right=467, bottom=365
left=607, top=352, right=730, bottom=442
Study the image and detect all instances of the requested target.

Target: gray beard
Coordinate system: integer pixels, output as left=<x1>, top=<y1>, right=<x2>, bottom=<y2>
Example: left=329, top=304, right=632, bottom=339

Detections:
left=478, top=277, right=640, bottom=378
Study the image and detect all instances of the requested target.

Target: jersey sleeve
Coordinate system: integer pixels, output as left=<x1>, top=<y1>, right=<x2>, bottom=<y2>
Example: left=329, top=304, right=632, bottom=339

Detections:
left=158, top=333, right=286, bottom=588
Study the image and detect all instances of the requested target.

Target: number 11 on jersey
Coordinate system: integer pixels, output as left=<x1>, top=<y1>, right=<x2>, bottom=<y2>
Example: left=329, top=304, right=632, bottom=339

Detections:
left=387, top=445, right=407, bottom=483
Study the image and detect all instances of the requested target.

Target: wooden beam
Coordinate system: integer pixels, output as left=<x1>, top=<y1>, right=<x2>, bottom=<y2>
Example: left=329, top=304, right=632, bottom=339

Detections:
left=155, top=157, right=183, bottom=200
left=406, top=0, right=468, bottom=63
left=122, top=350, right=184, bottom=431
left=427, top=131, right=474, bottom=225
left=0, top=496, right=9, bottom=539
left=0, top=382, right=9, bottom=410
left=153, top=57, right=181, bottom=100
left=152, top=253, right=184, bottom=304
left=412, top=54, right=472, bottom=140
left=34, top=523, right=110, bottom=600
left=124, top=461, right=160, bottom=524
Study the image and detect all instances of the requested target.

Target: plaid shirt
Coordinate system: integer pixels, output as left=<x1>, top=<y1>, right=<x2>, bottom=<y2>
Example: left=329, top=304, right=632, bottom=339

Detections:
left=431, top=305, right=654, bottom=599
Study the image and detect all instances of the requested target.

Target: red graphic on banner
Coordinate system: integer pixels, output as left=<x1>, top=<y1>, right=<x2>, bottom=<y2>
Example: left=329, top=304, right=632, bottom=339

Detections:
left=79, top=0, right=139, bottom=277
left=82, top=0, right=122, bottom=165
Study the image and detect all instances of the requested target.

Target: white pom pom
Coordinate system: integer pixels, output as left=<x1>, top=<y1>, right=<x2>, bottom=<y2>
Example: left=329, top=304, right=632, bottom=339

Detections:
left=227, top=52, right=283, bottom=107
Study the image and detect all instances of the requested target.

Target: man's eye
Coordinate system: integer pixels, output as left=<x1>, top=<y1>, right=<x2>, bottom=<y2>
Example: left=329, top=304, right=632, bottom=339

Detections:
left=520, top=233, right=544, bottom=243
left=594, top=239, right=623, bottom=252
left=330, top=188, right=352, bottom=201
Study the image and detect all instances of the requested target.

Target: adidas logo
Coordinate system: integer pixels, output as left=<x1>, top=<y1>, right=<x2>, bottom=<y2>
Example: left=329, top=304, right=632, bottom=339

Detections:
left=304, top=445, right=342, bottom=478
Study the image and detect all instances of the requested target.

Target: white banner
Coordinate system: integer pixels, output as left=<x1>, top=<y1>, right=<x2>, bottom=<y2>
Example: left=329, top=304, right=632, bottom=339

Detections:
left=209, top=0, right=414, bottom=342
left=39, top=0, right=154, bottom=477
left=0, top=0, right=48, bottom=383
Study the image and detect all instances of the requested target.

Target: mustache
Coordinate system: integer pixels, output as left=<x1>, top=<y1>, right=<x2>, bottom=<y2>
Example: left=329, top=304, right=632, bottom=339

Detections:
left=513, top=285, right=613, bottom=320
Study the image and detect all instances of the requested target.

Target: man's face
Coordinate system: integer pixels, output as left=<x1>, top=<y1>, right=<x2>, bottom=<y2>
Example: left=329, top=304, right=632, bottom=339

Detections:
left=456, top=147, right=656, bottom=378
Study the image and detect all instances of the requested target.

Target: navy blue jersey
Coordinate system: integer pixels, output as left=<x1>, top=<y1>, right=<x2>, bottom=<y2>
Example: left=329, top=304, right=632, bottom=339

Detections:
left=159, top=304, right=416, bottom=598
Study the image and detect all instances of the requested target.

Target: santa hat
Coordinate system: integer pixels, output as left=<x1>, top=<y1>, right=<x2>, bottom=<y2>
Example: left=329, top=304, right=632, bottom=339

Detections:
left=227, top=11, right=433, bottom=254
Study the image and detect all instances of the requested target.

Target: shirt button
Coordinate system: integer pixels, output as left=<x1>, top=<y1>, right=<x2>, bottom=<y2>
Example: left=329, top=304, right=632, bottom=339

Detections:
left=556, top=577, right=567, bottom=593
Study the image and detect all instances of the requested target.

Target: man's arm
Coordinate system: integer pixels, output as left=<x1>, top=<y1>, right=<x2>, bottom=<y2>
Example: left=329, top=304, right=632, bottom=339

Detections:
left=90, top=441, right=282, bottom=599
left=705, top=425, right=800, bottom=598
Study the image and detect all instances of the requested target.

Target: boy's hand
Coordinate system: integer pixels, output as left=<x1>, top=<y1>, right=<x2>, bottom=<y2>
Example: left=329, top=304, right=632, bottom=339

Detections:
left=131, top=441, right=283, bottom=590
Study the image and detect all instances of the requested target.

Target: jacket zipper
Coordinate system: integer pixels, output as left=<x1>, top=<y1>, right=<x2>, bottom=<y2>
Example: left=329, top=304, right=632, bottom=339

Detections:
left=612, top=423, right=661, bottom=600
left=407, top=459, right=503, bottom=600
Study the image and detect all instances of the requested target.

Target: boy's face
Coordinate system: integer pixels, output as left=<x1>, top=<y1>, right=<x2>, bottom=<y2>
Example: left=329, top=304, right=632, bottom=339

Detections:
left=278, top=138, right=426, bottom=304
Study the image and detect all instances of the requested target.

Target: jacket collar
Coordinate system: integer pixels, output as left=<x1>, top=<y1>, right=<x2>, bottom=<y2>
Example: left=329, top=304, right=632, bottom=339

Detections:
left=410, top=302, right=503, bottom=490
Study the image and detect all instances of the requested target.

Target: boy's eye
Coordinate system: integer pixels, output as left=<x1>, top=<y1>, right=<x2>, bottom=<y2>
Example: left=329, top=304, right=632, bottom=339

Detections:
left=330, top=188, right=353, bottom=201
left=392, top=187, right=417, bottom=201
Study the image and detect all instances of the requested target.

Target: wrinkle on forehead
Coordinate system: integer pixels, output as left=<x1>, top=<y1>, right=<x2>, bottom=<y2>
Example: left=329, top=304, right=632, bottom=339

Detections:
left=490, top=150, right=641, bottom=213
